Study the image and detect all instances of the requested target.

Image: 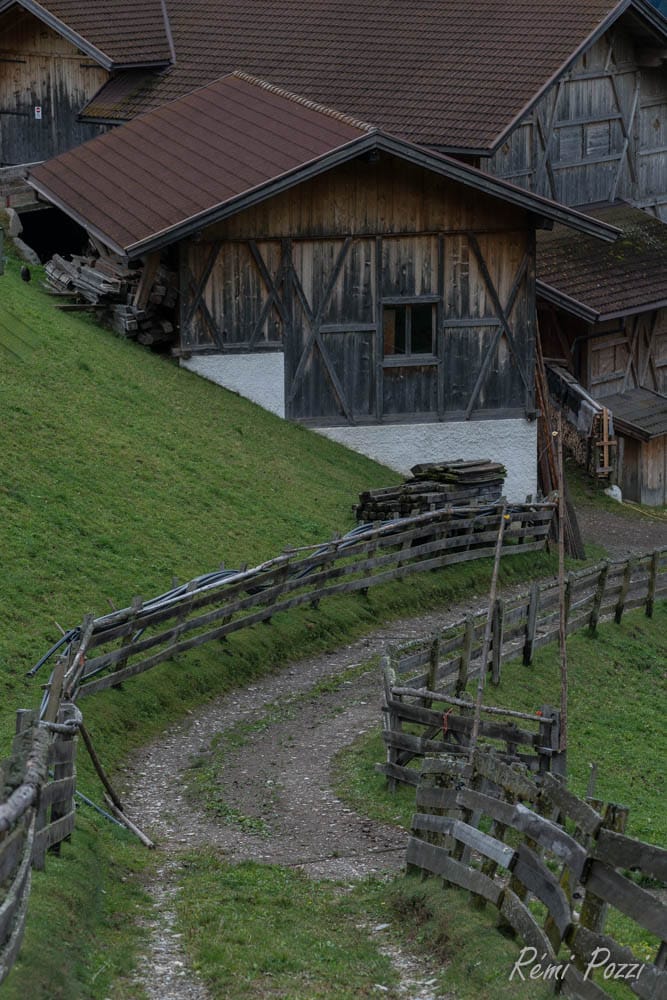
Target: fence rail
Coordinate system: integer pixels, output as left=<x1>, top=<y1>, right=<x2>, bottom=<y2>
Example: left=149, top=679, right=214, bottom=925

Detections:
left=407, top=748, right=667, bottom=1000
left=377, top=547, right=667, bottom=787
left=57, top=502, right=554, bottom=701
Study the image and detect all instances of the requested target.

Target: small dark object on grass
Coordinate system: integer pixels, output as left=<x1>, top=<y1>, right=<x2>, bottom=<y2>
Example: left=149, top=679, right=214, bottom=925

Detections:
left=20, top=265, right=31, bottom=282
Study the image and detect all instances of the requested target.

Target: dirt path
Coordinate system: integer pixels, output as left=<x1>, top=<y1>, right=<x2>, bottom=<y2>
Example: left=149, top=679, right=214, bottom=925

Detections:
left=121, top=507, right=665, bottom=1000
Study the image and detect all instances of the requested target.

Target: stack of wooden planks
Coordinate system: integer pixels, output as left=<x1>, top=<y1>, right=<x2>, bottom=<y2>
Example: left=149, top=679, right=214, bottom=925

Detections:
left=44, top=250, right=178, bottom=348
left=355, top=460, right=506, bottom=521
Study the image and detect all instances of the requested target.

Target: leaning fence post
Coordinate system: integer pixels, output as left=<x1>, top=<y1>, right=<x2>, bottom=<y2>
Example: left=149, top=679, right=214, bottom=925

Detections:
left=589, top=561, right=609, bottom=636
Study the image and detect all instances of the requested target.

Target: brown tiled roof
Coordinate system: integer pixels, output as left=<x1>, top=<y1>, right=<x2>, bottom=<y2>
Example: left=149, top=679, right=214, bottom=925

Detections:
left=602, top=387, right=667, bottom=439
left=28, top=74, right=370, bottom=254
left=80, top=0, right=665, bottom=149
left=28, top=73, right=619, bottom=257
left=537, top=204, right=667, bottom=321
left=1, top=0, right=173, bottom=66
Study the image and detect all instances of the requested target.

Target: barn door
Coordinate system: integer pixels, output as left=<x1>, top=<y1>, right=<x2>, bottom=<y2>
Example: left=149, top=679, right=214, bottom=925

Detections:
left=285, top=237, right=376, bottom=422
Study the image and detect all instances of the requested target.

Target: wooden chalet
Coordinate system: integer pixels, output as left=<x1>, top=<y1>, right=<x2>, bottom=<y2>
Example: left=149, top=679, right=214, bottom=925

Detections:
left=0, top=0, right=172, bottom=172
left=27, top=74, right=617, bottom=501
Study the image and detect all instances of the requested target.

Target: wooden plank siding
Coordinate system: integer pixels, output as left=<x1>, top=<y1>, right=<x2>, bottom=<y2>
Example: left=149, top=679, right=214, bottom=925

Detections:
left=587, top=309, right=667, bottom=398
left=0, top=7, right=108, bottom=165
left=487, top=28, right=667, bottom=216
left=180, top=154, right=537, bottom=425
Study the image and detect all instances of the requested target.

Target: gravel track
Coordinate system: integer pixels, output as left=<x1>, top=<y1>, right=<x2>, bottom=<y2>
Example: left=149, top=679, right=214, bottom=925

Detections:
left=120, top=506, right=666, bottom=999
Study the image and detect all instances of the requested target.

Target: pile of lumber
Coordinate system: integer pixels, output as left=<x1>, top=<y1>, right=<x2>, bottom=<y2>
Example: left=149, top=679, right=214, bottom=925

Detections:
left=44, top=250, right=178, bottom=348
left=355, top=460, right=507, bottom=521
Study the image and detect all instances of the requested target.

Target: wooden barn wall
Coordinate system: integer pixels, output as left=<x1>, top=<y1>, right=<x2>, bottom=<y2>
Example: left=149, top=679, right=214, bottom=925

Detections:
left=487, top=26, right=667, bottom=217
left=181, top=156, right=536, bottom=425
left=0, top=8, right=108, bottom=165
left=587, top=308, right=667, bottom=398
left=538, top=304, right=667, bottom=399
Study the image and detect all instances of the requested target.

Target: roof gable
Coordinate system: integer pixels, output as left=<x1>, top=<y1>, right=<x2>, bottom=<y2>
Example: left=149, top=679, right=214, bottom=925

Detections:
left=28, top=74, right=619, bottom=257
left=0, top=0, right=174, bottom=67
left=81, top=0, right=667, bottom=149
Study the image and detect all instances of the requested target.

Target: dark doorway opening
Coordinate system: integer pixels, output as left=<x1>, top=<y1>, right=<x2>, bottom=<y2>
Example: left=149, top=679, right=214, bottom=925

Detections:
left=17, top=205, right=88, bottom=263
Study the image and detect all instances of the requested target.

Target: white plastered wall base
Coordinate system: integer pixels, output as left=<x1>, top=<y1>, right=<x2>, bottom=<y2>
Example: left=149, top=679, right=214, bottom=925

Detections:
left=318, top=421, right=538, bottom=502
left=180, top=353, right=537, bottom=502
left=181, top=353, right=285, bottom=417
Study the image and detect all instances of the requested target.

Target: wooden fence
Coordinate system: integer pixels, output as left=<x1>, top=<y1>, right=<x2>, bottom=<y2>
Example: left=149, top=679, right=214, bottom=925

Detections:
left=377, top=547, right=667, bottom=787
left=0, top=670, right=79, bottom=986
left=0, top=501, right=553, bottom=983
left=57, top=502, right=554, bottom=702
left=407, top=748, right=667, bottom=1000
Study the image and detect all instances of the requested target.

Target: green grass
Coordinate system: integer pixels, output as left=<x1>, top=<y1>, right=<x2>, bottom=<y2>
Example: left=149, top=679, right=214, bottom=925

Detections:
left=176, top=859, right=400, bottom=999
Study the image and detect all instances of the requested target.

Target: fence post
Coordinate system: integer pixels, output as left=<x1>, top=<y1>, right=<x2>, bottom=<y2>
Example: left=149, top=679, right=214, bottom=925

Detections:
left=381, top=655, right=400, bottom=793
left=588, top=561, right=609, bottom=636
left=576, top=803, right=629, bottom=966
left=646, top=550, right=659, bottom=618
left=615, top=560, right=632, bottom=624
left=491, top=598, right=504, bottom=686
left=523, top=581, right=540, bottom=666
left=456, top=616, right=474, bottom=696
left=48, top=703, right=78, bottom=856
left=425, top=634, right=440, bottom=709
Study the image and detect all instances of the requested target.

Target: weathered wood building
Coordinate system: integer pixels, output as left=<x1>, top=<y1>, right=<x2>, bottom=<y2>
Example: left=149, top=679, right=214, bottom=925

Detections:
left=485, top=9, right=667, bottom=220
left=27, top=74, right=617, bottom=500
left=538, top=203, right=667, bottom=503
left=0, top=0, right=172, bottom=167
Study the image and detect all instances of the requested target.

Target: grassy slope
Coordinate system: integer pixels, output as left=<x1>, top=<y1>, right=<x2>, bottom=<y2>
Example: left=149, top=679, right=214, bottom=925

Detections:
left=1, top=258, right=566, bottom=996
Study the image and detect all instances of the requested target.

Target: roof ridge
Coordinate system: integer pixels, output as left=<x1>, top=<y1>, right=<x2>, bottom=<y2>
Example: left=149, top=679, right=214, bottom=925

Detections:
left=231, top=70, right=377, bottom=133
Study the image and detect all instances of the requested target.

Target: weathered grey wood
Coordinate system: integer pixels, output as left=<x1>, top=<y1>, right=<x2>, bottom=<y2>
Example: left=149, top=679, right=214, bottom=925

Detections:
left=569, top=925, right=664, bottom=1000
left=583, top=861, right=667, bottom=939
left=499, top=887, right=556, bottom=959
left=523, top=581, right=540, bottom=665
left=414, top=785, right=462, bottom=811
left=32, top=810, right=76, bottom=856
left=374, top=762, right=420, bottom=786
left=589, top=561, right=610, bottom=636
left=456, top=615, right=475, bottom=695
left=561, top=964, right=618, bottom=1000
left=0, top=818, right=33, bottom=951
left=0, top=863, right=31, bottom=987
left=491, top=597, right=504, bottom=686
left=578, top=803, right=628, bottom=943
left=456, top=789, right=587, bottom=881
left=0, top=824, right=28, bottom=888
left=594, top=828, right=667, bottom=881
left=541, top=774, right=602, bottom=837
left=405, top=838, right=503, bottom=905
left=510, top=843, right=572, bottom=939
left=615, top=560, right=633, bottom=624
left=412, top=813, right=517, bottom=868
